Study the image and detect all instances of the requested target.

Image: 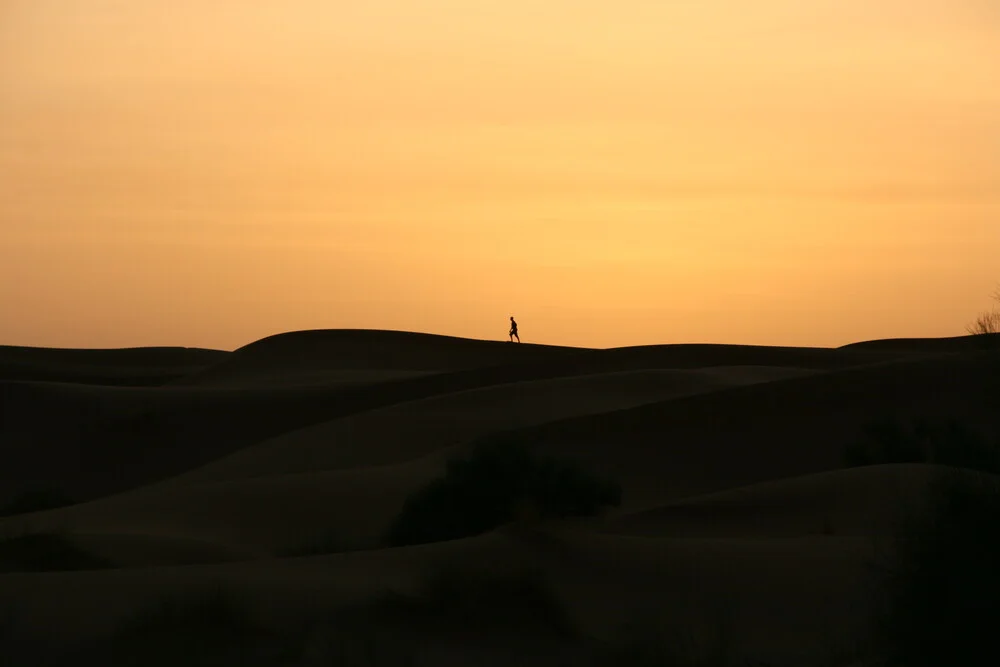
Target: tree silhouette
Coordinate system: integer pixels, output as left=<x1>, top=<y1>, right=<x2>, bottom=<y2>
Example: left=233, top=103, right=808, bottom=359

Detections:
left=966, top=286, right=1000, bottom=335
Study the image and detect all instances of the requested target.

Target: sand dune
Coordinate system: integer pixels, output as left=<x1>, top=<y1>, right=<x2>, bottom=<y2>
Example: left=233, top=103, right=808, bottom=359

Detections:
left=1, top=329, right=994, bottom=666
left=0, top=345, right=227, bottom=385
left=172, top=329, right=591, bottom=387
left=505, top=349, right=1000, bottom=506
left=839, top=332, right=1000, bottom=354
left=0, top=462, right=437, bottom=557
left=171, top=366, right=816, bottom=485
left=1, top=332, right=863, bottom=503
left=172, top=329, right=917, bottom=389
left=592, top=463, right=974, bottom=538
left=0, top=527, right=877, bottom=666
left=0, top=366, right=816, bottom=557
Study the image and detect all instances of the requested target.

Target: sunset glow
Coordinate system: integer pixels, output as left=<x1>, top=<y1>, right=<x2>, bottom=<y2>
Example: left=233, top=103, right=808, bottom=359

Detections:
left=2, top=0, right=997, bottom=349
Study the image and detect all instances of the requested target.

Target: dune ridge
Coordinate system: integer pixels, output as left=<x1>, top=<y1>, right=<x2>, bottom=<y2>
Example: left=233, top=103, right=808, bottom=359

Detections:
left=0, top=345, right=228, bottom=385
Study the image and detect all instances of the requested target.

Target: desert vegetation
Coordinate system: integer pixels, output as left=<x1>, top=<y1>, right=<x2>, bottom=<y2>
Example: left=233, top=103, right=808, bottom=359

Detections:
left=869, top=470, right=1000, bottom=667
left=387, top=435, right=622, bottom=547
left=966, top=286, right=1000, bottom=335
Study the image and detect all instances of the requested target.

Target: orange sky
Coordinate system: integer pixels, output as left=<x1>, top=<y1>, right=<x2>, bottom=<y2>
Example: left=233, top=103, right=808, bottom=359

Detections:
left=1, top=0, right=997, bottom=349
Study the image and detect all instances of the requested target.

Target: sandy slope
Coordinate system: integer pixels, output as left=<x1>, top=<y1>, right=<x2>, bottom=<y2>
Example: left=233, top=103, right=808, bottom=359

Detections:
left=0, top=366, right=815, bottom=558
left=170, top=365, right=816, bottom=484
left=510, top=349, right=1000, bottom=505
left=1, top=330, right=995, bottom=666
left=0, top=463, right=435, bottom=558
left=171, top=329, right=592, bottom=387
left=0, top=527, right=881, bottom=665
left=591, top=463, right=961, bottom=538
left=1, top=331, right=872, bottom=503
left=0, top=345, right=227, bottom=385
left=168, top=327, right=895, bottom=388
left=839, top=332, right=1000, bottom=354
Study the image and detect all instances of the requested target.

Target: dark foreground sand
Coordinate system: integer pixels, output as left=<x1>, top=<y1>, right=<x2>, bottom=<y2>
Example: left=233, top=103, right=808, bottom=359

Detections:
left=1, top=330, right=998, bottom=666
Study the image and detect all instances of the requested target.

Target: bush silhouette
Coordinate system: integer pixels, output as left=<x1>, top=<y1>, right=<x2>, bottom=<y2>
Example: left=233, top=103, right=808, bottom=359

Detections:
left=966, top=286, right=1000, bottom=336
left=873, top=471, right=1000, bottom=667
left=844, top=417, right=1000, bottom=474
left=388, top=436, right=621, bottom=547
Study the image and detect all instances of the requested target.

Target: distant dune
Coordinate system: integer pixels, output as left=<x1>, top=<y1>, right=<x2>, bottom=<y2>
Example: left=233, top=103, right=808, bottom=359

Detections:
left=170, top=328, right=915, bottom=388
left=0, top=345, right=227, bottom=385
left=838, top=332, right=1000, bottom=353
left=593, top=463, right=974, bottom=538
left=171, top=365, right=817, bottom=485
left=1, top=328, right=996, bottom=666
left=511, top=349, right=1000, bottom=505
left=172, top=329, right=591, bottom=387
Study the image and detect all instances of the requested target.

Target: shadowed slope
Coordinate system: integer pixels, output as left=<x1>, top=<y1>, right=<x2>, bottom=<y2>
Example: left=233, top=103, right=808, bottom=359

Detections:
left=0, top=346, right=228, bottom=386
left=0, top=330, right=966, bottom=506
left=504, top=350, right=1000, bottom=505
left=0, top=528, right=878, bottom=666
left=839, top=333, right=1000, bottom=354
left=172, top=366, right=816, bottom=485
left=0, top=334, right=886, bottom=505
left=5, top=354, right=990, bottom=559
left=2, top=332, right=992, bottom=667
left=0, top=367, right=809, bottom=556
left=171, top=328, right=917, bottom=388
left=593, top=464, right=979, bottom=538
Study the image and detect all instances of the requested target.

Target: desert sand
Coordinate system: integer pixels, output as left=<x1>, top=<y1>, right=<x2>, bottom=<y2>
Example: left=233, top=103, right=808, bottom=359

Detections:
left=1, top=329, right=998, bottom=666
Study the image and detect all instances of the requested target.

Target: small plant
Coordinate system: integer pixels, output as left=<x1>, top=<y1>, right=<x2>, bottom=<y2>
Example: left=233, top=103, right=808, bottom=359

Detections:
left=871, top=472, right=1000, bottom=667
left=967, top=310, right=1000, bottom=336
left=387, top=435, right=621, bottom=547
left=966, top=286, right=1000, bottom=336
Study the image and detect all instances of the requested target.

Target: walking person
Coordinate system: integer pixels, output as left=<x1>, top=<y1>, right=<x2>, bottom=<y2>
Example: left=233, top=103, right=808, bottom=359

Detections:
left=509, top=316, right=520, bottom=343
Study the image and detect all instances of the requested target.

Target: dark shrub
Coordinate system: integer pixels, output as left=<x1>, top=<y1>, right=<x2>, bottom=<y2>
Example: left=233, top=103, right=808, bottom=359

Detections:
left=874, top=472, right=1000, bottom=667
left=388, top=436, right=621, bottom=547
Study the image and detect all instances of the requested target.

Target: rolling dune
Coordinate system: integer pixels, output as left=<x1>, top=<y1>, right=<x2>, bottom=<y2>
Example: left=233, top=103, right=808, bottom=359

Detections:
left=509, top=349, right=1000, bottom=504
left=171, top=329, right=591, bottom=387
left=171, top=365, right=816, bottom=485
left=592, top=463, right=975, bottom=538
left=0, top=329, right=994, bottom=666
left=2, top=330, right=879, bottom=503
left=0, top=345, right=227, bottom=385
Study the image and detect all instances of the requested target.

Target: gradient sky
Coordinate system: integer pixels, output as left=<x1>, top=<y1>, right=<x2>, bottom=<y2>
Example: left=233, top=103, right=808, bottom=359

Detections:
left=1, top=0, right=998, bottom=349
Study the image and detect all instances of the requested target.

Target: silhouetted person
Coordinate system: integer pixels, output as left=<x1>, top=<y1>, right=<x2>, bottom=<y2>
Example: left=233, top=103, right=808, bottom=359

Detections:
left=509, top=316, right=520, bottom=343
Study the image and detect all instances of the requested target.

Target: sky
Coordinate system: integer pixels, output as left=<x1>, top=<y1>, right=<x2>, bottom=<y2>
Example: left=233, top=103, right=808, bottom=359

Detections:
left=1, top=0, right=998, bottom=349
